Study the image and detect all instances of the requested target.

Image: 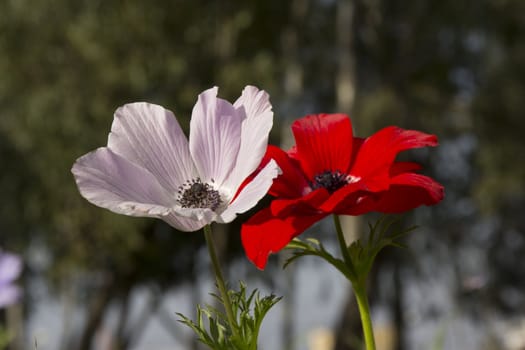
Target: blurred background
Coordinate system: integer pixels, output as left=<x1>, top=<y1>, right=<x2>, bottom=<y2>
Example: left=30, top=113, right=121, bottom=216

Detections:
left=0, top=0, right=524, bottom=349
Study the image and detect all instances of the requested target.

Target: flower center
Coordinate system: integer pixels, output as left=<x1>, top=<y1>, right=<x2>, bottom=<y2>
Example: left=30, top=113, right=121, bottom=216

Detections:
left=311, top=170, right=349, bottom=193
left=177, top=178, right=222, bottom=211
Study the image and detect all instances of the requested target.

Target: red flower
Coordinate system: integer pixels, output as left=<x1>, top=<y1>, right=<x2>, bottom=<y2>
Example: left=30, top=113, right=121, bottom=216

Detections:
left=241, top=114, right=444, bottom=269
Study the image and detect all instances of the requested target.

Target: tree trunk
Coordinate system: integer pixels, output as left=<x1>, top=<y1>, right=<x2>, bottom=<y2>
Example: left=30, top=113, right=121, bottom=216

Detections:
left=77, top=279, right=115, bottom=350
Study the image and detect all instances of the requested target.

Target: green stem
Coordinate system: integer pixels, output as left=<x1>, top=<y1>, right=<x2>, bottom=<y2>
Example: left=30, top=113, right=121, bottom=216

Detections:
left=203, top=224, right=238, bottom=337
left=333, top=215, right=357, bottom=279
left=333, top=215, right=375, bottom=350
left=353, top=283, right=376, bottom=350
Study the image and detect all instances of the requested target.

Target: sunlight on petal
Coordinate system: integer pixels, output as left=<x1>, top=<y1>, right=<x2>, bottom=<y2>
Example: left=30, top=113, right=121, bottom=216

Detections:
left=224, top=86, right=274, bottom=191
left=219, top=159, right=280, bottom=223
left=173, top=206, right=218, bottom=223
left=72, top=148, right=174, bottom=217
left=108, top=102, right=196, bottom=193
left=189, top=87, right=242, bottom=187
left=161, top=211, right=207, bottom=232
left=73, top=86, right=275, bottom=232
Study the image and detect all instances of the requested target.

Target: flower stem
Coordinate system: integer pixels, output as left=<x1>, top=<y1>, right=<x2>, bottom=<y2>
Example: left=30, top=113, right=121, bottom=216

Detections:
left=333, top=215, right=357, bottom=279
left=203, top=224, right=238, bottom=337
left=353, top=283, right=376, bottom=350
left=333, top=215, right=376, bottom=350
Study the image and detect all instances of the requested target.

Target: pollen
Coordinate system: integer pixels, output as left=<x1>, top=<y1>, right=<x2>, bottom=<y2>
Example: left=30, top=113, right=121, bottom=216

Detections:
left=177, top=178, right=222, bottom=211
left=311, top=170, right=349, bottom=193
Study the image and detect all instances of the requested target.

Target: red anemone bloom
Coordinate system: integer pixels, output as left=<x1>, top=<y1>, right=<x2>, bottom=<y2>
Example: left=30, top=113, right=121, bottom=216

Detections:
left=241, top=113, right=444, bottom=269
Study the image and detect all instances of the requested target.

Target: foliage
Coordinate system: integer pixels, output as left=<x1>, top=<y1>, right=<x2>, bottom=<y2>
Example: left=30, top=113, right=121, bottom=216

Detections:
left=178, top=283, right=281, bottom=350
left=0, top=1, right=288, bottom=346
left=284, top=216, right=416, bottom=284
left=0, top=326, right=12, bottom=350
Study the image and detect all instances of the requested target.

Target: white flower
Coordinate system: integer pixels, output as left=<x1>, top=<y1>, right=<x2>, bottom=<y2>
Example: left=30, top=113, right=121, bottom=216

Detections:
left=72, top=86, right=280, bottom=231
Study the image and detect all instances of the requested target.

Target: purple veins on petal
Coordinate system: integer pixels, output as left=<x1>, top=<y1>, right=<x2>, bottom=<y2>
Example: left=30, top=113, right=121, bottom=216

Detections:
left=71, top=86, right=280, bottom=231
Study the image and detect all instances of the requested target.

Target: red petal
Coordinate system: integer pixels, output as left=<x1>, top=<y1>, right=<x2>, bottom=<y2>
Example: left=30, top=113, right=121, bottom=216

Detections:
left=265, top=145, right=310, bottom=198
left=349, top=137, right=365, bottom=169
left=241, top=208, right=327, bottom=269
left=335, top=193, right=378, bottom=216
left=270, top=188, right=329, bottom=217
left=334, top=170, right=444, bottom=215
left=390, top=162, right=422, bottom=176
left=345, top=173, right=444, bottom=215
left=350, top=127, right=438, bottom=191
left=318, top=181, right=368, bottom=213
left=292, top=114, right=354, bottom=179
left=369, top=173, right=444, bottom=213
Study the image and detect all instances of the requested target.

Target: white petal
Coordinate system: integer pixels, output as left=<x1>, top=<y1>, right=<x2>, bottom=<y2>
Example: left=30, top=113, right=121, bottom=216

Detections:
left=161, top=212, right=207, bottom=232
left=189, top=87, right=242, bottom=187
left=72, top=148, right=174, bottom=217
left=173, top=207, right=217, bottom=223
left=218, top=159, right=280, bottom=223
left=108, top=102, right=196, bottom=193
left=223, top=86, right=274, bottom=191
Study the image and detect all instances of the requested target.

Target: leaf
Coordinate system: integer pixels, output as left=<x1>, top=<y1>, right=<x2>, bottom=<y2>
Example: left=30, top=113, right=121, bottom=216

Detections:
left=179, top=283, right=281, bottom=350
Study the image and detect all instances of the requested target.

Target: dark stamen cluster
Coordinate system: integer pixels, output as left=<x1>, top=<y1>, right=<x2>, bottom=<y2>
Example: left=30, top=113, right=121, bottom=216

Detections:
left=311, top=170, right=348, bottom=193
left=177, top=178, right=222, bottom=211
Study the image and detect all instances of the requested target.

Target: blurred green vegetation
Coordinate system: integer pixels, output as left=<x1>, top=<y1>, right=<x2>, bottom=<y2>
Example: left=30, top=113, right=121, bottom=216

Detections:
left=0, top=0, right=287, bottom=278
left=0, top=0, right=524, bottom=349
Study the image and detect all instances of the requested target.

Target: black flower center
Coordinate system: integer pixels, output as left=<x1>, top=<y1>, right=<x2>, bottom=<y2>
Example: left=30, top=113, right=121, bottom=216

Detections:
left=311, top=170, right=348, bottom=193
left=177, top=178, right=222, bottom=211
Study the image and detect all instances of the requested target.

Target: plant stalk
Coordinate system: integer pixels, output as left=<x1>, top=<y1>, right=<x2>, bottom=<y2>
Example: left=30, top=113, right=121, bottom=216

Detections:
left=333, top=215, right=357, bottom=279
left=203, top=224, right=238, bottom=337
left=333, top=215, right=376, bottom=350
left=353, top=283, right=376, bottom=350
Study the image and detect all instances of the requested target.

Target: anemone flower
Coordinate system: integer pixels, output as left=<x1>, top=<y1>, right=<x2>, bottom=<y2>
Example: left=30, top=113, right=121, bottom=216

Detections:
left=242, top=113, right=444, bottom=269
left=0, top=250, right=22, bottom=308
left=72, top=86, right=280, bottom=232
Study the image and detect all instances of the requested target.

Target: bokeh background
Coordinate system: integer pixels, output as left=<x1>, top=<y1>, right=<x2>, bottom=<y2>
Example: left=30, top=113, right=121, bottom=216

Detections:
left=1, top=0, right=524, bottom=349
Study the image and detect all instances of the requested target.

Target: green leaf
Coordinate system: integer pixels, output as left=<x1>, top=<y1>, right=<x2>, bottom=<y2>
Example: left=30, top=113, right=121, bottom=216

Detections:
left=283, top=216, right=418, bottom=284
left=178, top=283, right=281, bottom=350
